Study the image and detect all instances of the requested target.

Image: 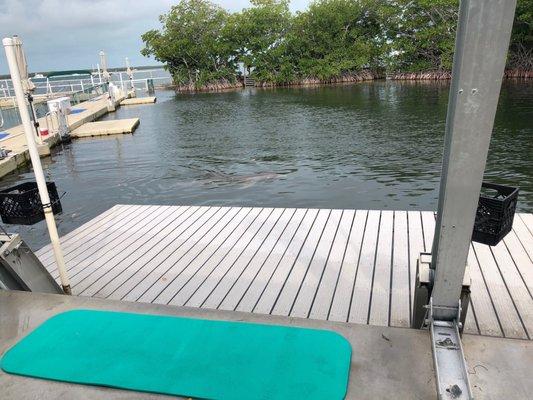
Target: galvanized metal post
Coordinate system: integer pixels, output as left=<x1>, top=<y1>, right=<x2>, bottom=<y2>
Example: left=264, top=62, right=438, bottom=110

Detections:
left=431, top=0, right=517, bottom=321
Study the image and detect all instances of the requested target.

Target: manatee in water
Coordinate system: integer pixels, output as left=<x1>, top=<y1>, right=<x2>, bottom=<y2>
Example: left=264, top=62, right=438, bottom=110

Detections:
left=201, top=170, right=280, bottom=187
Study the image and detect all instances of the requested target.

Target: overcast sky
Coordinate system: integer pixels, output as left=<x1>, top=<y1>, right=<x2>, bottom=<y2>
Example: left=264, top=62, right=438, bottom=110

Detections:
left=0, top=0, right=311, bottom=74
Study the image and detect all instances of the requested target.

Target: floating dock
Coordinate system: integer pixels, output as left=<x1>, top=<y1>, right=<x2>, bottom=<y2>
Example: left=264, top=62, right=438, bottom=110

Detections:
left=70, top=118, right=140, bottom=138
left=120, top=96, right=156, bottom=105
left=36, top=205, right=533, bottom=340
left=0, top=91, right=155, bottom=179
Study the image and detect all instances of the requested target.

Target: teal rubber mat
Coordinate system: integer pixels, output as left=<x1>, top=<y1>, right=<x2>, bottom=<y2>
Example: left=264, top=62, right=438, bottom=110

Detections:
left=1, top=309, right=351, bottom=399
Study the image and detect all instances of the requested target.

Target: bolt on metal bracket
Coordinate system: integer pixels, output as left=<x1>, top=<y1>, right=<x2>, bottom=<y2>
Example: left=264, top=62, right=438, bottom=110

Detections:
left=427, top=298, right=473, bottom=400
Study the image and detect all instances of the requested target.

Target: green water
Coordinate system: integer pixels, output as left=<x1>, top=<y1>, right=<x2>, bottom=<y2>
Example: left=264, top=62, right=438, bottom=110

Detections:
left=1, top=80, right=531, bottom=249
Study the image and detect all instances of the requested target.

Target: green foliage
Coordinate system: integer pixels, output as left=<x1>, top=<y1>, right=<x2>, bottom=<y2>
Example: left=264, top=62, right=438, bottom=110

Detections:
left=142, top=0, right=533, bottom=88
left=225, top=0, right=294, bottom=83
left=385, top=0, right=458, bottom=72
left=141, top=0, right=236, bottom=88
left=288, top=0, right=390, bottom=79
left=509, top=0, right=533, bottom=69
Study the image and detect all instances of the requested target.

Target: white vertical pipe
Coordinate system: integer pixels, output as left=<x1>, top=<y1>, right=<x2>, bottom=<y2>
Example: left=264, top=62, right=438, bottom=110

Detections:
left=80, top=79, right=84, bottom=91
left=3, top=37, right=71, bottom=294
left=119, top=72, right=124, bottom=90
left=97, top=62, right=102, bottom=84
left=90, top=74, right=94, bottom=86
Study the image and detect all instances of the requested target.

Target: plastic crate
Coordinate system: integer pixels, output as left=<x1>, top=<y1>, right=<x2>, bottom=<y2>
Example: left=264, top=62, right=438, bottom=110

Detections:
left=0, top=182, right=62, bottom=225
left=472, top=182, right=518, bottom=246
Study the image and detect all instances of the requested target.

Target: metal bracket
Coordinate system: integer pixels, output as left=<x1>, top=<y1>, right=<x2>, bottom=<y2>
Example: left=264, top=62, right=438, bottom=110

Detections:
left=427, top=298, right=473, bottom=400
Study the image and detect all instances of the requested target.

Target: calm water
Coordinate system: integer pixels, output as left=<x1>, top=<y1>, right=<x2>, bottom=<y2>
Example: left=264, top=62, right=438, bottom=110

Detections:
left=1, top=80, right=531, bottom=249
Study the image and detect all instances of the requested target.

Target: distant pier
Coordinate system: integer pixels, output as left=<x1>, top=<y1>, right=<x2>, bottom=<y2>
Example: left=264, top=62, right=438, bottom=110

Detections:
left=0, top=89, right=152, bottom=179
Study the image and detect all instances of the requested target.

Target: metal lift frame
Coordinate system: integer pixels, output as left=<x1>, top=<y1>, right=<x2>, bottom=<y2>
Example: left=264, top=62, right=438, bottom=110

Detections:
left=419, top=0, right=518, bottom=399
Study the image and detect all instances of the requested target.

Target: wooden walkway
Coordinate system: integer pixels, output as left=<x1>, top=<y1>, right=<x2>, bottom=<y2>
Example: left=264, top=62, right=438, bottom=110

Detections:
left=36, top=205, right=533, bottom=340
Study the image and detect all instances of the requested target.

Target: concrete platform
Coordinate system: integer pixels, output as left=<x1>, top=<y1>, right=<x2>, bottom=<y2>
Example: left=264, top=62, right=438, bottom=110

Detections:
left=120, top=97, right=156, bottom=105
left=1, top=290, right=531, bottom=399
left=70, top=118, right=140, bottom=138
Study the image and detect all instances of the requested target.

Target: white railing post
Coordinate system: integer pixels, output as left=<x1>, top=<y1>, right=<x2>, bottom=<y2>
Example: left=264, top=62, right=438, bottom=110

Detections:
left=97, top=62, right=102, bottom=84
left=2, top=36, right=71, bottom=294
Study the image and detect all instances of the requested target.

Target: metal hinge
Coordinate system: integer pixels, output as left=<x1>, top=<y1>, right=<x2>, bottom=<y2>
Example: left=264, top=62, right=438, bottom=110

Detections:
left=426, top=298, right=473, bottom=400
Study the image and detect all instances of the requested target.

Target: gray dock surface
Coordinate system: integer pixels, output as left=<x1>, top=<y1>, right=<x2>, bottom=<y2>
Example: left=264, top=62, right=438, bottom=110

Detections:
left=36, top=205, right=533, bottom=340
left=1, top=290, right=532, bottom=399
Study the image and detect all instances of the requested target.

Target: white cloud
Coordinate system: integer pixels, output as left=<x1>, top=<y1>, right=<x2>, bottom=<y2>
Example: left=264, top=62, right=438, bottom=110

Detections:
left=0, top=0, right=311, bottom=73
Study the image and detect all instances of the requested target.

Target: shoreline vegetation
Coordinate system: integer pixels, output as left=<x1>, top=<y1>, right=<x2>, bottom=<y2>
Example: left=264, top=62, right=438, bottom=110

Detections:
left=142, top=0, right=532, bottom=92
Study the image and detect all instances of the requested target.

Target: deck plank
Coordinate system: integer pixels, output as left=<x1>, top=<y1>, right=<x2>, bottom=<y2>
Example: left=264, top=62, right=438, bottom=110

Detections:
left=162, top=207, right=254, bottom=307
left=369, top=210, right=394, bottom=327
left=35, top=205, right=121, bottom=258
left=390, top=211, right=410, bottom=328
left=513, top=214, right=533, bottom=262
left=170, top=208, right=264, bottom=307
left=271, top=209, right=330, bottom=316
left=464, top=302, right=480, bottom=335
left=253, top=209, right=320, bottom=315
left=148, top=207, right=244, bottom=305
left=85, top=206, right=194, bottom=297
left=202, top=208, right=286, bottom=309
left=57, top=205, right=161, bottom=281
left=120, top=206, right=222, bottom=302
left=74, top=206, right=181, bottom=293
left=101, top=206, right=208, bottom=300
left=236, top=209, right=308, bottom=313
left=519, top=213, right=533, bottom=234
left=38, top=205, right=533, bottom=340
left=136, top=207, right=232, bottom=304
left=472, top=242, right=527, bottom=339
left=420, top=211, right=436, bottom=254
left=309, top=210, right=354, bottom=320
left=218, top=208, right=297, bottom=311
left=490, top=241, right=533, bottom=338
left=503, top=230, right=533, bottom=296
left=349, top=210, right=380, bottom=324
left=290, top=210, right=343, bottom=319
left=187, top=208, right=275, bottom=308
left=466, top=245, right=504, bottom=337
left=407, top=211, right=425, bottom=325
left=42, top=205, right=140, bottom=270
left=329, top=210, right=367, bottom=322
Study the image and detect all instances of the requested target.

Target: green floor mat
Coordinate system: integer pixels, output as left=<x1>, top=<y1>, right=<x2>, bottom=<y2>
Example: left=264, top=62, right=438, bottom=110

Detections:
left=1, top=309, right=351, bottom=399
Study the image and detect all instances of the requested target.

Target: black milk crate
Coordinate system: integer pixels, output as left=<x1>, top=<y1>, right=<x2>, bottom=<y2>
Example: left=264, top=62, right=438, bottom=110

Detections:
left=0, top=182, right=62, bottom=225
left=472, top=182, right=518, bottom=246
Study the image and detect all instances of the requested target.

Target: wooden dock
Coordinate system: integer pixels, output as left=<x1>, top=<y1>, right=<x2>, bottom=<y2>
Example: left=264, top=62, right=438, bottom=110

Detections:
left=36, top=205, right=533, bottom=340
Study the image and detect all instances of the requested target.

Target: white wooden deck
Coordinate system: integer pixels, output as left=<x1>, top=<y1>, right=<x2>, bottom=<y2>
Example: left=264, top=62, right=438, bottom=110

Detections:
left=36, top=205, right=533, bottom=340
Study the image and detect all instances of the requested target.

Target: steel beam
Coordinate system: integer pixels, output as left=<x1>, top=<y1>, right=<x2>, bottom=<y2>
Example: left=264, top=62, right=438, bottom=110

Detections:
left=431, top=0, right=517, bottom=320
